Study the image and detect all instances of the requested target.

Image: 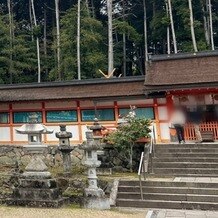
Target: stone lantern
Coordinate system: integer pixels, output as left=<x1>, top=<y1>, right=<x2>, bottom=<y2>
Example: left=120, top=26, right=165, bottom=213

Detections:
left=80, top=118, right=110, bottom=210
left=9, top=114, right=66, bottom=207
left=15, top=114, right=53, bottom=178
left=56, top=125, right=74, bottom=173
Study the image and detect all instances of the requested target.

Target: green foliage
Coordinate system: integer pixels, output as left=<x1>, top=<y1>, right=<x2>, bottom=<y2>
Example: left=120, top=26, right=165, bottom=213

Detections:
left=58, top=3, right=107, bottom=80
left=106, top=117, right=151, bottom=171
left=114, top=20, right=141, bottom=42
left=0, top=14, right=37, bottom=84
left=107, top=118, right=151, bottom=149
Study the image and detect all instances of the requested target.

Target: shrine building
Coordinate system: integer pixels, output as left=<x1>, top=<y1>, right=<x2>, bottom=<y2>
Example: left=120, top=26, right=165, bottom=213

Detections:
left=0, top=51, right=217, bottom=144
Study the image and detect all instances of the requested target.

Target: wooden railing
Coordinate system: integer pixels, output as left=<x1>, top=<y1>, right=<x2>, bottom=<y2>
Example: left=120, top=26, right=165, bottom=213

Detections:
left=185, top=122, right=218, bottom=141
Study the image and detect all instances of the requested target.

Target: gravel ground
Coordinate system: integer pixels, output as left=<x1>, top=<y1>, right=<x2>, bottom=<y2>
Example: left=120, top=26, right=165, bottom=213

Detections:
left=0, top=206, right=147, bottom=218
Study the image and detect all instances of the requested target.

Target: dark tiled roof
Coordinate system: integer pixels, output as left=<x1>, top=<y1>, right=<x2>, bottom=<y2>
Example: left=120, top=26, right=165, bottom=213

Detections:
left=145, top=51, right=218, bottom=93
left=0, top=76, right=145, bottom=102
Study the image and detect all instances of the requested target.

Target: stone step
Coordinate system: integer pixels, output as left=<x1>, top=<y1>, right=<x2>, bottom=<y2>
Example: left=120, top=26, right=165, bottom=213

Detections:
left=119, top=180, right=218, bottom=188
left=116, top=199, right=218, bottom=210
left=155, top=148, right=218, bottom=153
left=153, top=168, right=218, bottom=175
left=155, top=153, right=218, bottom=158
left=153, top=157, right=218, bottom=163
left=155, top=144, right=218, bottom=149
left=148, top=173, right=218, bottom=177
left=118, top=186, right=218, bottom=195
left=153, top=162, right=218, bottom=168
left=117, top=192, right=218, bottom=202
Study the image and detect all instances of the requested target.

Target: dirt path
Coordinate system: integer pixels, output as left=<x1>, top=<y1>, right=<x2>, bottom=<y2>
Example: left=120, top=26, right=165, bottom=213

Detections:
left=0, top=206, right=146, bottom=218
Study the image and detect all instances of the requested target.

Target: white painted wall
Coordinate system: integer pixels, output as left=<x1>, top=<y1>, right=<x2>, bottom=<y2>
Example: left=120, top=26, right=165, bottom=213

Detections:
left=46, top=125, right=80, bottom=141
left=160, top=123, right=170, bottom=140
left=0, top=127, right=10, bottom=141
left=13, top=127, right=28, bottom=141
left=158, top=106, right=168, bottom=120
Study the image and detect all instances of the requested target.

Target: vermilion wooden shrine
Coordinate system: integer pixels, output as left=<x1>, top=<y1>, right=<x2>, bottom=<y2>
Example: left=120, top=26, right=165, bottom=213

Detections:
left=0, top=51, right=217, bottom=144
left=145, top=51, right=218, bottom=142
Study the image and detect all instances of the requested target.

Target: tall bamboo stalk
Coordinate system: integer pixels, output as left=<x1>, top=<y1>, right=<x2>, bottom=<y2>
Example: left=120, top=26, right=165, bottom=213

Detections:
left=167, top=0, right=177, bottom=53
left=30, top=0, right=41, bottom=83
left=7, top=0, right=13, bottom=84
left=165, top=1, right=171, bottom=55
left=55, top=0, right=61, bottom=80
left=143, top=0, right=148, bottom=74
left=107, top=0, right=114, bottom=75
left=188, top=0, right=198, bottom=52
left=208, top=0, right=215, bottom=50
left=77, top=0, right=81, bottom=80
left=201, top=0, right=210, bottom=46
left=123, top=0, right=126, bottom=77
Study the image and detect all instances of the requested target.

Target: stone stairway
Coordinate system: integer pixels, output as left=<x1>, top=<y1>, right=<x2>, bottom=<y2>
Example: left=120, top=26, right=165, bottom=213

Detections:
left=116, top=180, right=218, bottom=210
left=116, top=143, right=218, bottom=210
left=152, top=143, right=218, bottom=177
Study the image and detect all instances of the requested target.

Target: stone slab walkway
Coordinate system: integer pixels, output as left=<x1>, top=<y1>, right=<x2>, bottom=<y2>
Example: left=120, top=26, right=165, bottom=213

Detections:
left=147, top=209, right=218, bottom=218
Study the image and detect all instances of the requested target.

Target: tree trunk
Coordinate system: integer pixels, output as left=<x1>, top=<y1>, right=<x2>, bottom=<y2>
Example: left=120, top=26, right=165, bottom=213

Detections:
left=201, top=0, right=210, bottom=46
left=208, top=0, right=215, bottom=50
left=123, top=1, right=126, bottom=77
left=7, top=0, right=13, bottom=84
left=55, top=0, right=61, bottom=80
left=166, top=1, right=171, bottom=54
left=85, top=0, right=90, bottom=16
left=77, top=0, right=81, bottom=80
left=167, top=0, right=177, bottom=53
left=188, top=0, right=198, bottom=52
left=123, top=33, right=126, bottom=77
left=43, top=8, right=48, bottom=77
left=130, top=143, right=133, bottom=173
left=107, top=0, right=114, bottom=75
left=90, top=0, right=95, bottom=18
left=29, top=0, right=34, bottom=41
left=30, top=0, right=41, bottom=83
left=143, top=0, right=148, bottom=73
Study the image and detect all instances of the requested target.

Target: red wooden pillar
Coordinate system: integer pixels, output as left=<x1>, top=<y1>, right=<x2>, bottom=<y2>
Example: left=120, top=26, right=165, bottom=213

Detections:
left=9, top=103, right=13, bottom=144
left=154, top=99, right=161, bottom=143
left=77, top=101, right=83, bottom=142
left=114, top=101, right=119, bottom=125
left=42, top=102, right=47, bottom=143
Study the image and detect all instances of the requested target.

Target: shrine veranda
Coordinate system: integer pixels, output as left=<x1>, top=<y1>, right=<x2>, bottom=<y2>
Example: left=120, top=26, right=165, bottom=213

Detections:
left=0, top=51, right=217, bottom=145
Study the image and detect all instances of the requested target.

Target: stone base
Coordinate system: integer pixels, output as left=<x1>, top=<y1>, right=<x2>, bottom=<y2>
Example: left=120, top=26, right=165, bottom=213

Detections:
left=85, top=188, right=104, bottom=198
left=8, top=176, right=68, bottom=208
left=13, top=187, right=60, bottom=200
left=22, top=171, right=51, bottom=179
left=6, top=197, right=68, bottom=208
left=83, top=196, right=110, bottom=210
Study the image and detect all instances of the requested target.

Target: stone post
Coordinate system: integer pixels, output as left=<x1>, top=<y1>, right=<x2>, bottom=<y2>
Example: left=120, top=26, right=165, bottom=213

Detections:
left=81, top=118, right=110, bottom=210
left=56, top=125, right=74, bottom=173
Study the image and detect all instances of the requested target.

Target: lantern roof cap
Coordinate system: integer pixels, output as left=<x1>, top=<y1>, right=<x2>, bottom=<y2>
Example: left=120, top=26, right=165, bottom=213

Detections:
left=15, top=114, right=53, bottom=134
left=16, top=123, right=53, bottom=134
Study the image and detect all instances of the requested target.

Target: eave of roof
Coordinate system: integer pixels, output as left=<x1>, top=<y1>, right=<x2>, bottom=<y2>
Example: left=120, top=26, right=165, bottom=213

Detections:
left=149, top=50, right=218, bottom=62
left=144, top=82, right=218, bottom=94
left=0, top=76, right=145, bottom=90
left=0, top=76, right=146, bottom=102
